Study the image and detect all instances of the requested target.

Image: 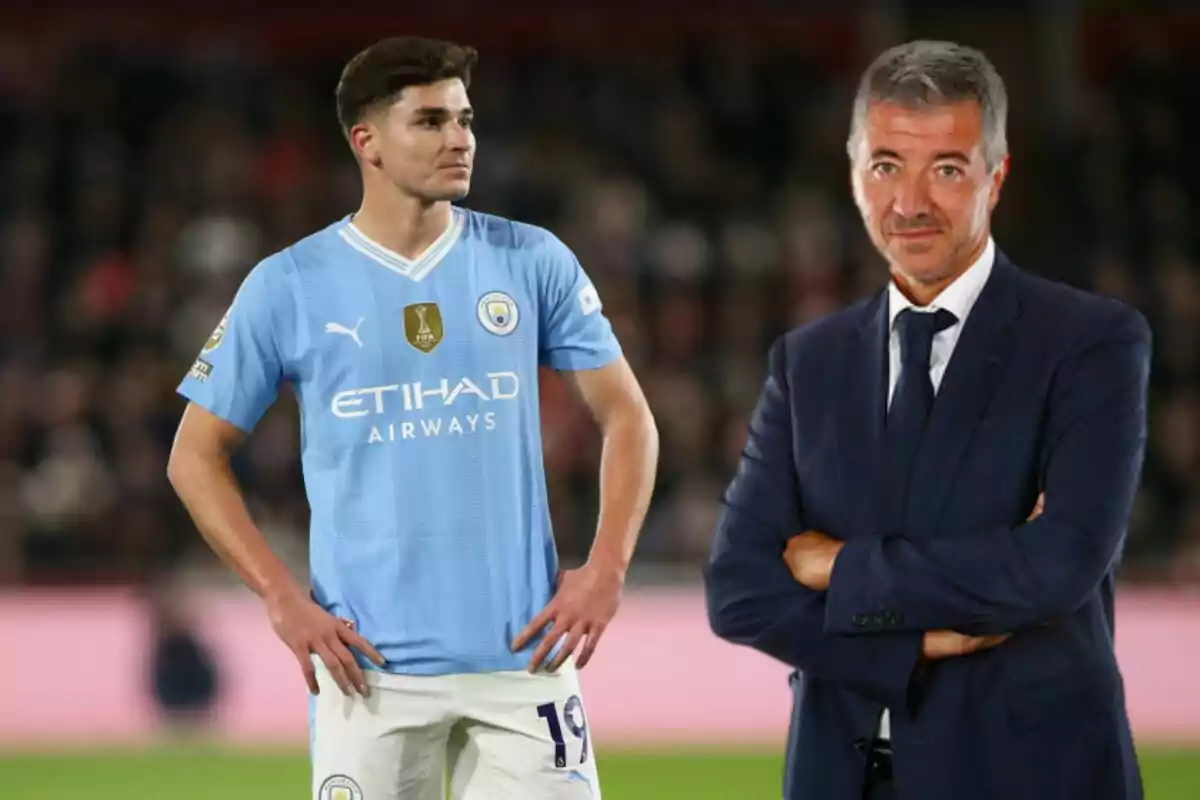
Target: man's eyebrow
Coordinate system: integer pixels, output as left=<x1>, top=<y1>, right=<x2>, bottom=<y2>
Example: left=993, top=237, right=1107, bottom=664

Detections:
left=411, top=106, right=473, bottom=116
left=867, top=149, right=972, bottom=163
left=932, top=150, right=971, bottom=163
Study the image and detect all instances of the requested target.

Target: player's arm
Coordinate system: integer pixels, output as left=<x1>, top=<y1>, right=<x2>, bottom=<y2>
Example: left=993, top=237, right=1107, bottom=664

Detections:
left=538, top=357, right=658, bottom=667
left=513, top=232, right=659, bottom=672
left=167, top=406, right=383, bottom=697
left=168, top=404, right=297, bottom=599
left=516, top=362, right=658, bottom=674
left=564, top=357, right=658, bottom=579
left=168, top=259, right=383, bottom=697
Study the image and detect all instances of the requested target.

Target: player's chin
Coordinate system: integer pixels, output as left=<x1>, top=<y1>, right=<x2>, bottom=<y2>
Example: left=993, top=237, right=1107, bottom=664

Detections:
left=428, top=177, right=471, bottom=202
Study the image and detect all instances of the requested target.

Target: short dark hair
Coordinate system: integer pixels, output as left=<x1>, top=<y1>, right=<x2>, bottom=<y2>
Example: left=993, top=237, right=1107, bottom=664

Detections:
left=335, top=36, right=479, bottom=135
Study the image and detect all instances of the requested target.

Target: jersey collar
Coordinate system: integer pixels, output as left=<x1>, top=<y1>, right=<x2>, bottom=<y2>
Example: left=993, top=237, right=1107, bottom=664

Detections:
left=338, top=207, right=465, bottom=282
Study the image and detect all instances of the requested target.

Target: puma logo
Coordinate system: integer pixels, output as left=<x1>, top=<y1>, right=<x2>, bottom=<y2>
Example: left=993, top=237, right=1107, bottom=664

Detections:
left=325, top=318, right=364, bottom=348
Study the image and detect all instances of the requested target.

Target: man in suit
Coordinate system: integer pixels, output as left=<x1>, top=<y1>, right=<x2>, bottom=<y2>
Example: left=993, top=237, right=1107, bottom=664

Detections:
left=705, top=40, right=1151, bottom=800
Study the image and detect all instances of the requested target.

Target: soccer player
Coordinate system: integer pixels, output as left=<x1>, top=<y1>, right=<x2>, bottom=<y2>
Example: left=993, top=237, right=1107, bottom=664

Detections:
left=167, top=36, right=658, bottom=800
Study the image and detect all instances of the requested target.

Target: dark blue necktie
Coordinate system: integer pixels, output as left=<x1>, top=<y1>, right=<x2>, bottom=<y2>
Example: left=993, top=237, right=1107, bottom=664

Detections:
left=882, top=308, right=958, bottom=530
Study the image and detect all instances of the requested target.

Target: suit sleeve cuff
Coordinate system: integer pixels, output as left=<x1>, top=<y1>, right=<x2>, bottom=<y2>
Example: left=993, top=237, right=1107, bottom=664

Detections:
left=825, top=538, right=905, bottom=635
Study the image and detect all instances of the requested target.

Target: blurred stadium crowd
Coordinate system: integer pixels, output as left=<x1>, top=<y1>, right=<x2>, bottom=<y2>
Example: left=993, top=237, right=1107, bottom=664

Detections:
left=0, top=14, right=1195, bottom=587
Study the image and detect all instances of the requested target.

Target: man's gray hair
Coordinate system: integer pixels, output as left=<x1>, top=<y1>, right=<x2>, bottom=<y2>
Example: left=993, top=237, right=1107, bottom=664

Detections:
left=847, top=40, right=1009, bottom=170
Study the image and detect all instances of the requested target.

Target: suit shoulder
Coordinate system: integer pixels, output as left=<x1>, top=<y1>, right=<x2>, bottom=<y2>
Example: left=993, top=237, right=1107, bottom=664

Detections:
left=1014, top=268, right=1150, bottom=343
left=776, top=294, right=877, bottom=359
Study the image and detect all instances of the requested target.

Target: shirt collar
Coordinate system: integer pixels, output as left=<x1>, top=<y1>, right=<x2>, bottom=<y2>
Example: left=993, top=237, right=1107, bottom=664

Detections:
left=887, top=236, right=995, bottom=330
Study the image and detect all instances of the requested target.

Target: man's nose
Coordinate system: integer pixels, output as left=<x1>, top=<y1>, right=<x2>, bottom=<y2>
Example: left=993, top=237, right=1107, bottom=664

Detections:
left=892, top=174, right=933, bottom=219
left=445, top=122, right=472, bottom=151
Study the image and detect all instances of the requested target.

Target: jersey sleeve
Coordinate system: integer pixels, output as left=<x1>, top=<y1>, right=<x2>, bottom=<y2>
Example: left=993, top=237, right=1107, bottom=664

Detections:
left=176, top=258, right=291, bottom=432
left=536, top=233, right=622, bottom=371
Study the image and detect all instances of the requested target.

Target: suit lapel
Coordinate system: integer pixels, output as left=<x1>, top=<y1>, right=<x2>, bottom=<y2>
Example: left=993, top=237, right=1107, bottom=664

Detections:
left=903, top=253, right=1022, bottom=539
left=835, top=293, right=889, bottom=541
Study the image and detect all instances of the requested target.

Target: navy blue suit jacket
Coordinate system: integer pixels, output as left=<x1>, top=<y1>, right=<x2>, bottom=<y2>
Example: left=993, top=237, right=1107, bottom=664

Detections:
left=705, top=252, right=1151, bottom=800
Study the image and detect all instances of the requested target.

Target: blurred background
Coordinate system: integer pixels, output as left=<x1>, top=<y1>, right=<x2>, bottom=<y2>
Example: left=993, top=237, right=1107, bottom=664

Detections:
left=1, top=2, right=1198, bottom=798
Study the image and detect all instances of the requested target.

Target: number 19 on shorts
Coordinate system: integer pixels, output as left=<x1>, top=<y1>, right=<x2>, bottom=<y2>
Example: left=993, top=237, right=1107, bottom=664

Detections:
left=537, top=694, right=589, bottom=768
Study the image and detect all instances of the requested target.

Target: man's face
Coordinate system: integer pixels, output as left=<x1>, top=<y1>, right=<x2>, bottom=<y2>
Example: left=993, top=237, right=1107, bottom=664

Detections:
left=850, top=99, right=1007, bottom=290
left=352, top=77, right=475, bottom=202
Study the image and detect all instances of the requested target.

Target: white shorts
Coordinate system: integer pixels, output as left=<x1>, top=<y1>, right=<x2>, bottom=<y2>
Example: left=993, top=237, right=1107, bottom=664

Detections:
left=310, top=657, right=601, bottom=800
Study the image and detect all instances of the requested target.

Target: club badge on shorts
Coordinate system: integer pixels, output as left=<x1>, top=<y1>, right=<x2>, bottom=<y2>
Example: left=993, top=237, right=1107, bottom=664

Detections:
left=319, top=775, right=364, bottom=800
left=477, top=291, right=519, bottom=336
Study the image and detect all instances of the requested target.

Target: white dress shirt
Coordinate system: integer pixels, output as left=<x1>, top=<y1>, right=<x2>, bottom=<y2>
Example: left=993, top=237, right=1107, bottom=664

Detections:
left=877, top=236, right=995, bottom=741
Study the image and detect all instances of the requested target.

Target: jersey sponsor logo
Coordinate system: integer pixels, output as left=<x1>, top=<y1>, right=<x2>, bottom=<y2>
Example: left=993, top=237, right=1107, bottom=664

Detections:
left=187, top=358, right=213, bottom=383
left=318, top=775, right=363, bottom=800
left=331, top=372, right=520, bottom=445
left=403, top=302, right=443, bottom=353
left=366, top=413, right=498, bottom=443
left=477, top=291, right=519, bottom=336
left=202, top=303, right=233, bottom=353
left=578, top=284, right=601, bottom=316
left=331, top=372, right=519, bottom=418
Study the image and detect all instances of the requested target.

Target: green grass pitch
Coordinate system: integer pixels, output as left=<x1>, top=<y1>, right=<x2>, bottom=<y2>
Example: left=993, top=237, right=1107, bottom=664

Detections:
left=0, top=746, right=1196, bottom=798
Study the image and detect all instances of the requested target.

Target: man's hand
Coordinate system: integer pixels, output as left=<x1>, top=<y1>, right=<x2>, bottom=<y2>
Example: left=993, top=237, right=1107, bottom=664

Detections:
left=1029, top=492, right=1045, bottom=522
left=918, top=497, right=1039, bottom=661
left=512, top=561, right=624, bottom=673
left=922, top=630, right=1010, bottom=660
left=784, top=531, right=845, bottom=591
left=266, top=588, right=385, bottom=697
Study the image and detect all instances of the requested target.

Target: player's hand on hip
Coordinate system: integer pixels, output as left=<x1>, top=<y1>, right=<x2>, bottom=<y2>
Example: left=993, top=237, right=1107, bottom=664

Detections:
left=921, top=629, right=1010, bottom=660
left=512, top=562, right=624, bottom=674
left=265, top=588, right=385, bottom=697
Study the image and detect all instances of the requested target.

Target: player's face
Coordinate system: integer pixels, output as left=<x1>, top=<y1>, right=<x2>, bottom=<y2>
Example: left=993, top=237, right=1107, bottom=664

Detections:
left=357, top=77, right=475, bottom=202
left=850, top=99, right=1007, bottom=295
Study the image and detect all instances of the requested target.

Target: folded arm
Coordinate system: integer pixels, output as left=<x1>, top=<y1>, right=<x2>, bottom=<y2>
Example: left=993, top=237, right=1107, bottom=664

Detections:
left=825, top=308, right=1151, bottom=636
left=705, top=336, right=923, bottom=708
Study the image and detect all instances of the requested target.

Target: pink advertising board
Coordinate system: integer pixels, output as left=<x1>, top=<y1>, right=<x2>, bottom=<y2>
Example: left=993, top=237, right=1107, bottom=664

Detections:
left=1, top=586, right=1198, bottom=749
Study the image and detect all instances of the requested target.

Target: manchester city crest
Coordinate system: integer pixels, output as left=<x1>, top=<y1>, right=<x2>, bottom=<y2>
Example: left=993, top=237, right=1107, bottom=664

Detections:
left=477, top=291, right=519, bottom=336
left=318, top=774, right=364, bottom=800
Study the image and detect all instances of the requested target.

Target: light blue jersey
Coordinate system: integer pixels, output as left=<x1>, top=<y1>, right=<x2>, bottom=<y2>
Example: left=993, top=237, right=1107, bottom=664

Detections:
left=178, top=208, right=621, bottom=675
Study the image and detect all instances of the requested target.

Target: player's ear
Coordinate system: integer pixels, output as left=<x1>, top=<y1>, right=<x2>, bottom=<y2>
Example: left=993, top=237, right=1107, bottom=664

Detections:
left=350, top=122, right=382, bottom=168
